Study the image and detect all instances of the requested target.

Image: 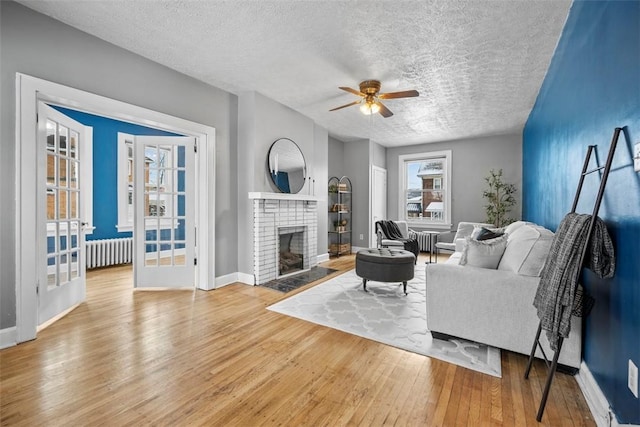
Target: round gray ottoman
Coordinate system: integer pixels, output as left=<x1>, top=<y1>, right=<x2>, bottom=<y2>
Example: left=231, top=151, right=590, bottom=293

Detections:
left=355, top=248, right=415, bottom=295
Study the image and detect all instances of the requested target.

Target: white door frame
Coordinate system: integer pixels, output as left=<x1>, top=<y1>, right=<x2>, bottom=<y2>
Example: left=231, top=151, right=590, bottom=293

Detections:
left=369, top=165, right=387, bottom=248
left=15, top=73, right=216, bottom=343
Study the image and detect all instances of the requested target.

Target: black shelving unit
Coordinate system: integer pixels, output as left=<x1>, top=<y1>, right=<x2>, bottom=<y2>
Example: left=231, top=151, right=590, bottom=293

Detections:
left=328, top=176, right=352, bottom=257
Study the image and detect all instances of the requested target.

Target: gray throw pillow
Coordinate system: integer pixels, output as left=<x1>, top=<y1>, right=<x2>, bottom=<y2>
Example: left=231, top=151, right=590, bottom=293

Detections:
left=459, top=234, right=508, bottom=269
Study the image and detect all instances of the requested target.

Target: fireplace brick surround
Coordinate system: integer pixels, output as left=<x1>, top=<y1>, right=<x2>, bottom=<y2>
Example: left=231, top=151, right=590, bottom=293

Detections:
left=250, top=193, right=319, bottom=285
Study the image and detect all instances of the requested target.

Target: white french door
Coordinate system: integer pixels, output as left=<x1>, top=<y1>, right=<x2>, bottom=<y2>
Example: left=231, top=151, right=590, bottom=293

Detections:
left=133, top=136, right=196, bottom=288
left=38, top=103, right=91, bottom=325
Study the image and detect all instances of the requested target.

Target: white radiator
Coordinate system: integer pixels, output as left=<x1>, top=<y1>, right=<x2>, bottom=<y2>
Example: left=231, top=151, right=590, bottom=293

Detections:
left=408, top=230, right=432, bottom=252
left=86, top=237, right=133, bottom=269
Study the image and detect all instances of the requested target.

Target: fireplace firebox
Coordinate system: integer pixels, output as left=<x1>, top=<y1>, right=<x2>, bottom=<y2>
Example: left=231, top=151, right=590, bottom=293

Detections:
left=279, top=231, right=304, bottom=276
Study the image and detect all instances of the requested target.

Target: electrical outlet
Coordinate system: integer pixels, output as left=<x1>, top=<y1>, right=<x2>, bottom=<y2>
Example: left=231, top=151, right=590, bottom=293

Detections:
left=629, top=359, right=638, bottom=398
left=359, top=234, right=364, bottom=240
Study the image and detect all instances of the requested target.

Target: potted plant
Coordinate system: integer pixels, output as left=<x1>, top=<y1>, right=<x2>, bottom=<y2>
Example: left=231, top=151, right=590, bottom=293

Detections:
left=482, top=169, right=517, bottom=227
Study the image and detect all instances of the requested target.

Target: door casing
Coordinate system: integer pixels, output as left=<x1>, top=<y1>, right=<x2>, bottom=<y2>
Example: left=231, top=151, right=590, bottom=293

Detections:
left=370, top=165, right=387, bottom=248
left=15, top=73, right=216, bottom=343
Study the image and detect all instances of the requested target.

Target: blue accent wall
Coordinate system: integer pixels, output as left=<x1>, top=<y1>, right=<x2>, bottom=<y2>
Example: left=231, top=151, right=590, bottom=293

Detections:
left=52, top=106, right=182, bottom=241
left=523, top=1, right=640, bottom=423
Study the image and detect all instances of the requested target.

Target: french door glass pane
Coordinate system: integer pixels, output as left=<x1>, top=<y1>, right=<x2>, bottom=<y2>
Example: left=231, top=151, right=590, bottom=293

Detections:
left=58, top=125, right=68, bottom=156
left=69, top=130, right=78, bottom=159
left=58, top=190, right=68, bottom=220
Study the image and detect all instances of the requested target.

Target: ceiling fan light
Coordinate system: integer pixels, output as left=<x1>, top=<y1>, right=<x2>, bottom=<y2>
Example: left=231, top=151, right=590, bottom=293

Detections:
left=360, top=101, right=380, bottom=115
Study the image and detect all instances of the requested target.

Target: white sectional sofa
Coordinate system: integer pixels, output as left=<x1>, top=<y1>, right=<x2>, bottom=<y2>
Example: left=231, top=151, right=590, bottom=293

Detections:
left=426, top=221, right=582, bottom=371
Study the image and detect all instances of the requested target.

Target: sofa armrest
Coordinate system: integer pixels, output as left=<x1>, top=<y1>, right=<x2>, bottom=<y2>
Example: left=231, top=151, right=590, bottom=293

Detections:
left=425, top=263, right=581, bottom=368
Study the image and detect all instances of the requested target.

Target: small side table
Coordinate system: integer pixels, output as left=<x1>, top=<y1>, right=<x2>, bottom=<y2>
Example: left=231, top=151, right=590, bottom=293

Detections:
left=410, top=230, right=440, bottom=264
left=423, top=231, right=440, bottom=264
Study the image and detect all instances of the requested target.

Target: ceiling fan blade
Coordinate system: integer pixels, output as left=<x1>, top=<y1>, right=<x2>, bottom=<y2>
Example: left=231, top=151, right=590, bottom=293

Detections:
left=329, top=100, right=361, bottom=111
left=339, top=86, right=365, bottom=97
left=378, top=89, right=420, bottom=100
left=376, top=101, right=393, bottom=118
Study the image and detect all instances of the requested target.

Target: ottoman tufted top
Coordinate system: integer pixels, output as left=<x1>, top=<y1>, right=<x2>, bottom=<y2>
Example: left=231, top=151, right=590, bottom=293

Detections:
left=356, top=248, right=415, bottom=264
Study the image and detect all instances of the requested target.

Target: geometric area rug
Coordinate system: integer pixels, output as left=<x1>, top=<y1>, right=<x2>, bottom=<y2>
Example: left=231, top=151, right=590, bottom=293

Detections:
left=267, top=267, right=502, bottom=377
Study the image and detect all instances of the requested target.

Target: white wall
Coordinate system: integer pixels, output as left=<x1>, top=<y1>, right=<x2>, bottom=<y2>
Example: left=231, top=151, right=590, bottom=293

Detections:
left=386, top=133, right=523, bottom=229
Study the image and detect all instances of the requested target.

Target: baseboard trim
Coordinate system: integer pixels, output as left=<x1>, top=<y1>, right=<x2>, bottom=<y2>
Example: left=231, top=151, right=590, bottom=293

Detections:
left=352, top=246, right=366, bottom=253
left=576, top=361, right=639, bottom=427
left=237, top=272, right=255, bottom=286
left=214, top=272, right=254, bottom=288
left=317, top=253, right=330, bottom=263
left=0, top=326, right=17, bottom=349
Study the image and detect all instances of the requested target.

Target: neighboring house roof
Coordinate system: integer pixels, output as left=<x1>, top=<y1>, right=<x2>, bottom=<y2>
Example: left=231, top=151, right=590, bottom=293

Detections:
left=416, top=163, right=443, bottom=177
left=425, top=202, right=444, bottom=212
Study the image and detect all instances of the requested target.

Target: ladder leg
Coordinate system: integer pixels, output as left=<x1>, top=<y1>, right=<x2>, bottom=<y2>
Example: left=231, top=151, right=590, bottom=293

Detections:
left=536, top=337, right=564, bottom=422
left=524, top=322, right=543, bottom=379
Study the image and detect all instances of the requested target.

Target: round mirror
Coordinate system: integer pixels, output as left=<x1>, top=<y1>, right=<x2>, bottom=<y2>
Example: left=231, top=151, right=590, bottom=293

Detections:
left=267, top=138, right=307, bottom=193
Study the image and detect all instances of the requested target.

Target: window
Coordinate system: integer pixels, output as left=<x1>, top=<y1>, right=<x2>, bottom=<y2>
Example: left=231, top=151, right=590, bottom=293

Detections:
left=398, top=150, right=452, bottom=228
left=117, top=133, right=176, bottom=231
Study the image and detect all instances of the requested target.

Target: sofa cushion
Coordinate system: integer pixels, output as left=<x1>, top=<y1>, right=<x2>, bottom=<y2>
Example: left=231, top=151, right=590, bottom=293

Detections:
left=504, top=221, right=529, bottom=236
left=498, top=224, right=553, bottom=276
left=459, top=234, right=508, bottom=269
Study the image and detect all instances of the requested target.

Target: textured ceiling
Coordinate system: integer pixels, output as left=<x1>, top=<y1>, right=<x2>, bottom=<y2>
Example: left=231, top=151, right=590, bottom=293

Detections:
left=18, top=0, right=572, bottom=147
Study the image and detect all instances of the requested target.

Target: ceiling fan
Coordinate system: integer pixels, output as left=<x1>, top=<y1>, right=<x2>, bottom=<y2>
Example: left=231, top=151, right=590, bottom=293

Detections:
left=329, top=80, right=419, bottom=118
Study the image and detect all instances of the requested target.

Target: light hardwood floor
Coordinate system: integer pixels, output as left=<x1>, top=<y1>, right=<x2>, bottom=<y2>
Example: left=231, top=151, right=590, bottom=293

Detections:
left=1, top=254, right=595, bottom=426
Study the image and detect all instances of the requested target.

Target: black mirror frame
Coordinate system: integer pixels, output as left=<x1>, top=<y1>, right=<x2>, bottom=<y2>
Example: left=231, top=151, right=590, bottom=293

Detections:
left=267, top=138, right=307, bottom=194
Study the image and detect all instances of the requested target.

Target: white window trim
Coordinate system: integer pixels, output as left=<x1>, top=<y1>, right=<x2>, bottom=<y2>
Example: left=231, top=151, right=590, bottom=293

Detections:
left=398, top=150, right=452, bottom=230
left=116, top=132, right=134, bottom=231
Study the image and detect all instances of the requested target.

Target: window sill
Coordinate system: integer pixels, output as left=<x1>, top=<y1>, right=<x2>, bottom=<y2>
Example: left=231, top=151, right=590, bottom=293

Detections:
left=406, top=222, right=452, bottom=231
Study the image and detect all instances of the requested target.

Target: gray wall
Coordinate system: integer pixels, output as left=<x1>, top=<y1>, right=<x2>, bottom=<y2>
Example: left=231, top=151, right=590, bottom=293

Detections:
left=386, top=133, right=523, bottom=230
left=343, top=139, right=371, bottom=248
left=237, top=91, right=328, bottom=276
left=1, top=1, right=239, bottom=329
left=313, top=125, right=329, bottom=257
left=327, top=138, right=387, bottom=248
left=371, top=141, right=386, bottom=169
left=327, top=136, right=345, bottom=180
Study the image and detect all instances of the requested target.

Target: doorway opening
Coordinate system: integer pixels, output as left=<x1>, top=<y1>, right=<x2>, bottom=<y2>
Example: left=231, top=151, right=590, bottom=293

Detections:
left=16, top=73, right=216, bottom=343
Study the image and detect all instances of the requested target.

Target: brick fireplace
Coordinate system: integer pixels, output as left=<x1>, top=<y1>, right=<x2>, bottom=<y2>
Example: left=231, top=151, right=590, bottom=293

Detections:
left=249, top=192, right=318, bottom=285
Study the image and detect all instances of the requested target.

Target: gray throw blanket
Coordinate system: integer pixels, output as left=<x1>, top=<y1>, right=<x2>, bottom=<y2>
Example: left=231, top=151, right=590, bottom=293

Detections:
left=533, top=213, right=615, bottom=350
left=375, top=220, right=419, bottom=262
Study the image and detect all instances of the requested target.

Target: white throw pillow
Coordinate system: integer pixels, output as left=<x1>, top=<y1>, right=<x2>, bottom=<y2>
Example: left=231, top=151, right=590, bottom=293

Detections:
left=498, top=225, right=554, bottom=276
left=459, top=234, right=508, bottom=269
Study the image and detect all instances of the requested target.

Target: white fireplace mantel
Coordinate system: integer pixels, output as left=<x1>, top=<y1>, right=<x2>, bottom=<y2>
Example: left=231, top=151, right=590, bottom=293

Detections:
left=251, top=194, right=319, bottom=285
left=249, top=192, right=322, bottom=202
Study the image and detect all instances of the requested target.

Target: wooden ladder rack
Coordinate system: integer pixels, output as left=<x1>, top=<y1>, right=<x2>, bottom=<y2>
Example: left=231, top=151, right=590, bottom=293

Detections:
left=524, top=127, right=621, bottom=422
